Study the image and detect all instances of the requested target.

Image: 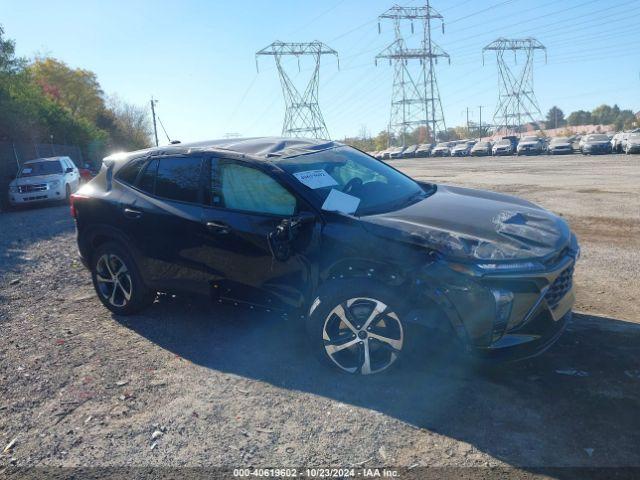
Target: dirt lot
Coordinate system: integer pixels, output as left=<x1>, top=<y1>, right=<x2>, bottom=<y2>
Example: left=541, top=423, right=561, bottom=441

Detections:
left=0, top=154, right=639, bottom=475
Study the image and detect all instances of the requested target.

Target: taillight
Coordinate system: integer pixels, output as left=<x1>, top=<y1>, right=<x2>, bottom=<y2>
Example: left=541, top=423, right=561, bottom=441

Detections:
left=69, top=193, right=89, bottom=219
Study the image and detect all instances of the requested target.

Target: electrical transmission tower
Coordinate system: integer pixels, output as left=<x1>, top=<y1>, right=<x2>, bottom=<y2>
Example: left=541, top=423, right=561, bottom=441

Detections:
left=483, top=38, right=547, bottom=135
left=376, top=1, right=449, bottom=146
left=256, top=41, right=338, bottom=139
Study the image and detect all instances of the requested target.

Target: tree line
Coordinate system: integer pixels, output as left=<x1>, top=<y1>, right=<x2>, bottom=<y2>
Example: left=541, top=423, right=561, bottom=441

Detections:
left=0, top=25, right=151, bottom=164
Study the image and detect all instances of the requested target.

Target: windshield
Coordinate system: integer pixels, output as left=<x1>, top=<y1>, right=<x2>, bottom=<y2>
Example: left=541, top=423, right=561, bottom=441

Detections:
left=496, top=140, right=510, bottom=146
left=586, top=134, right=609, bottom=142
left=435, top=143, right=448, bottom=148
left=521, top=136, right=538, bottom=142
left=18, top=161, right=62, bottom=178
left=475, top=142, right=491, bottom=148
left=551, top=137, right=569, bottom=144
left=629, top=133, right=640, bottom=140
left=279, top=146, right=427, bottom=216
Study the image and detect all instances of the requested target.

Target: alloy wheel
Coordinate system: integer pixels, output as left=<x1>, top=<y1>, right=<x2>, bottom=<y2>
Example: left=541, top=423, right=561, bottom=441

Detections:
left=95, top=254, right=133, bottom=308
left=322, top=297, right=403, bottom=375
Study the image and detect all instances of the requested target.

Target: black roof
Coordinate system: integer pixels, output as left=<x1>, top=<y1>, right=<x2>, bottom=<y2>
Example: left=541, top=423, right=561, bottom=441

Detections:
left=104, top=137, right=342, bottom=163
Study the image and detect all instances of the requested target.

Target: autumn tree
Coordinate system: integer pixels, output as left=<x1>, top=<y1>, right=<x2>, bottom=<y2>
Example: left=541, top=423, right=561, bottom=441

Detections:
left=28, top=57, right=105, bottom=122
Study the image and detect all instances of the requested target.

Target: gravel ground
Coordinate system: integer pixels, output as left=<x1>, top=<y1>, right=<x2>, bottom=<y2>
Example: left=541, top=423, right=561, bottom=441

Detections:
left=0, top=154, right=639, bottom=475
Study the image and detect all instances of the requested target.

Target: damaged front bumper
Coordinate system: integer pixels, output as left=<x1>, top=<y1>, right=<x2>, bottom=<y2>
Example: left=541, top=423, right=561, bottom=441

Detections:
left=418, top=251, right=577, bottom=361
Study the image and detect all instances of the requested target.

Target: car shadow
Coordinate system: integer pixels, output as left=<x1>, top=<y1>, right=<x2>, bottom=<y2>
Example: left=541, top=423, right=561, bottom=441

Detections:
left=115, top=296, right=640, bottom=469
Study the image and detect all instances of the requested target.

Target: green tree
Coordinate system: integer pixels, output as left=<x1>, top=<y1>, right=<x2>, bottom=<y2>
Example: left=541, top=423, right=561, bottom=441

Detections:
left=0, top=25, right=25, bottom=73
left=546, top=106, right=566, bottom=128
left=567, top=110, right=592, bottom=126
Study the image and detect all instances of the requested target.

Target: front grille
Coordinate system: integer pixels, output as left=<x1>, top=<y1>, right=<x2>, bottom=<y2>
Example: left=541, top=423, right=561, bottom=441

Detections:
left=18, top=184, right=47, bottom=193
left=545, top=264, right=574, bottom=309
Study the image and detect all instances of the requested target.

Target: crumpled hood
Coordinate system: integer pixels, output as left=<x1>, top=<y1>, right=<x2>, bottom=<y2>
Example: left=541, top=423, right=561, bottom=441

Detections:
left=11, top=174, right=60, bottom=186
left=361, top=184, right=571, bottom=262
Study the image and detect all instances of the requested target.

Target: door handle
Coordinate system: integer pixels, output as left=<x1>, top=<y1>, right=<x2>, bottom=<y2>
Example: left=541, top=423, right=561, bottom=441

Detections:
left=123, top=207, right=143, bottom=219
left=206, top=221, right=230, bottom=234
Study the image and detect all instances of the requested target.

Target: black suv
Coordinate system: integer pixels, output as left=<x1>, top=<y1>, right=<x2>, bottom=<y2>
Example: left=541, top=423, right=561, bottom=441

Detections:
left=72, top=138, right=579, bottom=375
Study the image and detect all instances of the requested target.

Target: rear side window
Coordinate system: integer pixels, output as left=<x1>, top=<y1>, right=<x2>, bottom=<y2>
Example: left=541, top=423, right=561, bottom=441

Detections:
left=155, top=157, right=202, bottom=203
left=138, top=159, right=158, bottom=194
left=117, top=158, right=146, bottom=185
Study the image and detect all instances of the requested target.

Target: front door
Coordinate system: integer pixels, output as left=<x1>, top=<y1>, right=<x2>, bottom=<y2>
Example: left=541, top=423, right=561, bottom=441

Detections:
left=199, top=157, right=319, bottom=311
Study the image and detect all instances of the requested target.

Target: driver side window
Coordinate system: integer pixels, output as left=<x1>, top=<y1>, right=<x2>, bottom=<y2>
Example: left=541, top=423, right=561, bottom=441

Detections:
left=212, top=160, right=297, bottom=216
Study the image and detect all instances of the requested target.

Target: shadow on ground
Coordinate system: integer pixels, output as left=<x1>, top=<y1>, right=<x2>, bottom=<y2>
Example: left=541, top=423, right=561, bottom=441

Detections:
left=116, top=296, right=640, bottom=468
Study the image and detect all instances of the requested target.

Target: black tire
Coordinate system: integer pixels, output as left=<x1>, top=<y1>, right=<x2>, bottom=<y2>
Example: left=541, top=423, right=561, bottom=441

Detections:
left=65, top=184, right=71, bottom=201
left=90, top=241, right=155, bottom=315
left=306, top=280, right=410, bottom=376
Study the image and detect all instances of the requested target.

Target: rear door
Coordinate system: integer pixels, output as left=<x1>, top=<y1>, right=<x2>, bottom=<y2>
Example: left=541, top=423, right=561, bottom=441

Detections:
left=199, top=157, right=319, bottom=311
left=117, top=155, right=209, bottom=293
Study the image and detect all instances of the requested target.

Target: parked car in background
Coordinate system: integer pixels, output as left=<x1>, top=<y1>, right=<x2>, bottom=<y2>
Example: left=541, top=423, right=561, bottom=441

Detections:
left=492, top=139, right=514, bottom=156
left=612, top=132, right=629, bottom=153
left=388, top=146, right=407, bottom=159
left=8, top=156, right=80, bottom=206
left=580, top=134, right=612, bottom=155
left=502, top=136, right=519, bottom=153
left=470, top=141, right=492, bottom=156
left=624, top=132, right=640, bottom=154
left=431, top=142, right=452, bottom=157
left=402, top=144, right=419, bottom=158
left=517, top=136, right=544, bottom=156
left=71, top=137, right=579, bottom=376
left=450, top=141, right=475, bottom=157
left=547, top=137, right=573, bottom=155
left=380, top=148, right=394, bottom=160
left=414, top=144, right=432, bottom=157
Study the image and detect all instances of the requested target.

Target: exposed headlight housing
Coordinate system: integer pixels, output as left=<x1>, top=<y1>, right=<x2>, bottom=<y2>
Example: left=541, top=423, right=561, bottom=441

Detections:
left=476, top=261, right=544, bottom=272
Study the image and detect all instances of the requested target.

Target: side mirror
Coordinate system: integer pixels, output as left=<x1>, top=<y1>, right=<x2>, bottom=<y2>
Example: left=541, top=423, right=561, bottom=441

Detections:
left=268, top=212, right=316, bottom=262
left=66, top=167, right=74, bottom=173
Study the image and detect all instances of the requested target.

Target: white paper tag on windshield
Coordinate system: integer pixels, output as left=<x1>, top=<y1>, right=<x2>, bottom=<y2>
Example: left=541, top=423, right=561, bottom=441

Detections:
left=293, top=169, right=338, bottom=189
left=321, top=189, right=360, bottom=215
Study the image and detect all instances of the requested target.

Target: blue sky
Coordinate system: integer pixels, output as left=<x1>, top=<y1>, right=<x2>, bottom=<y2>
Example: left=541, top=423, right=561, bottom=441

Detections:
left=2, top=0, right=639, bottom=143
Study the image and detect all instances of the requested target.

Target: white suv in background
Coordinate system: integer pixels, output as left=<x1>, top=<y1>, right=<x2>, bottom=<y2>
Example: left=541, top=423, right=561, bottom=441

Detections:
left=8, top=156, right=80, bottom=206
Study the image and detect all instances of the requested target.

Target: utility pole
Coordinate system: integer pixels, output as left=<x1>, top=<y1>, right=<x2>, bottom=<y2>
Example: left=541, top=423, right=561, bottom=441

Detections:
left=150, top=97, right=159, bottom=147
left=478, top=105, right=483, bottom=140
left=483, top=38, right=547, bottom=136
left=466, top=107, right=470, bottom=137
left=376, top=1, right=449, bottom=146
left=256, top=41, right=338, bottom=139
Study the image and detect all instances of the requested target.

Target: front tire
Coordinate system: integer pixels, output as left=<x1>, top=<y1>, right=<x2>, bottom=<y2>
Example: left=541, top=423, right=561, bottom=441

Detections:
left=306, top=281, right=407, bottom=375
left=90, top=242, right=154, bottom=315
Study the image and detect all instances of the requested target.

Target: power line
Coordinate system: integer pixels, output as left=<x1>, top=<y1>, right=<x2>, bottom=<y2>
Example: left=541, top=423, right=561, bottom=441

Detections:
left=376, top=1, right=449, bottom=145
left=256, top=41, right=339, bottom=139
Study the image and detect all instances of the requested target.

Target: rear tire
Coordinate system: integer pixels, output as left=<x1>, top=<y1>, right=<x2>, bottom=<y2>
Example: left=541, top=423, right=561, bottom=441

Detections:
left=306, top=280, right=409, bottom=376
left=90, top=241, right=155, bottom=315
